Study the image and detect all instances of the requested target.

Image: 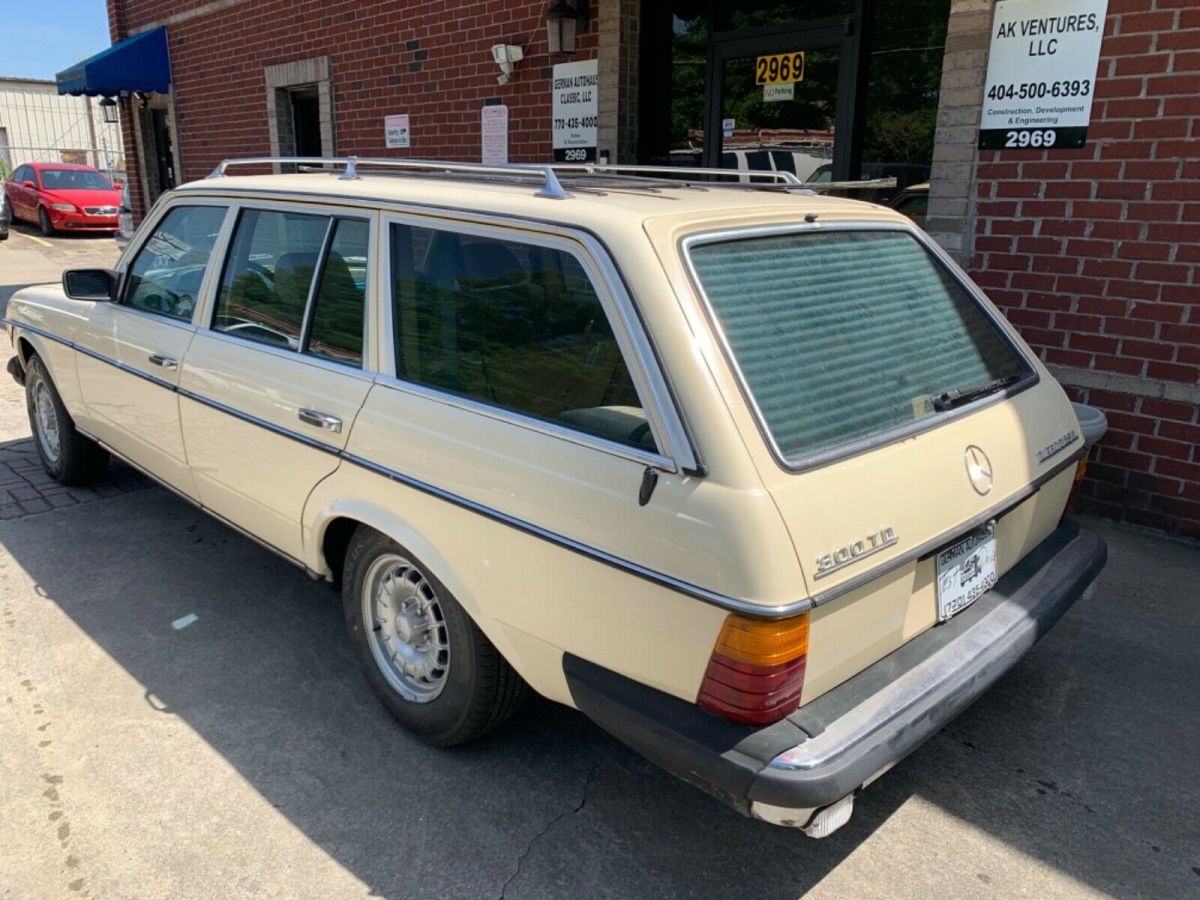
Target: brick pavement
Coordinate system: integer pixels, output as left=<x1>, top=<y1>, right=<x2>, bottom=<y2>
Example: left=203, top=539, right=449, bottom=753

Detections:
left=0, top=436, right=151, bottom=520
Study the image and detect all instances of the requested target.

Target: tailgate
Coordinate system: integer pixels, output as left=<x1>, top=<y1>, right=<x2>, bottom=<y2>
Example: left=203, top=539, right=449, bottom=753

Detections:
left=677, top=219, right=1085, bottom=704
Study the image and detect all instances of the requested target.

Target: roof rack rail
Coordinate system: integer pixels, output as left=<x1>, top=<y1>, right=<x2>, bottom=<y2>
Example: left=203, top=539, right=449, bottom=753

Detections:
left=550, top=164, right=896, bottom=192
left=207, top=156, right=573, bottom=199
left=205, top=156, right=897, bottom=198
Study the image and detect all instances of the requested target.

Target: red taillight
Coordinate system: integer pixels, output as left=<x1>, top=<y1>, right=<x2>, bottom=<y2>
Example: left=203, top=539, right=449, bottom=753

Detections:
left=697, top=613, right=809, bottom=726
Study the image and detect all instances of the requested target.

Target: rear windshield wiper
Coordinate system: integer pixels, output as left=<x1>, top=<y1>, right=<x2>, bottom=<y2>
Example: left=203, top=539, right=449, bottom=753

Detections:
left=932, top=375, right=1022, bottom=412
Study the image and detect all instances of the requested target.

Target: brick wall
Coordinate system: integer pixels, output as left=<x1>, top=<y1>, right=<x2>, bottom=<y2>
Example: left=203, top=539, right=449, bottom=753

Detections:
left=969, top=0, right=1199, bottom=537
left=113, top=0, right=599, bottom=214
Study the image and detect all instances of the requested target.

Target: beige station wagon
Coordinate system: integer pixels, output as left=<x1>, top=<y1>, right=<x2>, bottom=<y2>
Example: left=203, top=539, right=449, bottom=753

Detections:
left=3, top=158, right=1106, bottom=837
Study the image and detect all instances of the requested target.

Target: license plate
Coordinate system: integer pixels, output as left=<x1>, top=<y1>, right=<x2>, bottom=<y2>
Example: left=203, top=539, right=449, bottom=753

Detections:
left=935, top=523, right=997, bottom=622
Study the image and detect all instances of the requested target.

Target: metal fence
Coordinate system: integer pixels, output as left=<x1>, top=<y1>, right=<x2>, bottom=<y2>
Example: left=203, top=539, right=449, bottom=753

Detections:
left=0, top=85, right=125, bottom=185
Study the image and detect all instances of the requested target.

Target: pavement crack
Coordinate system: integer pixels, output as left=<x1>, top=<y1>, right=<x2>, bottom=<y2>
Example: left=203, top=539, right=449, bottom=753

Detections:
left=497, top=759, right=600, bottom=900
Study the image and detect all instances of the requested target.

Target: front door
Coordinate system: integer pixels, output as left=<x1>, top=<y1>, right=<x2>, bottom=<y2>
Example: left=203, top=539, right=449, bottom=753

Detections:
left=703, top=18, right=862, bottom=181
left=76, top=202, right=230, bottom=497
left=179, top=203, right=374, bottom=561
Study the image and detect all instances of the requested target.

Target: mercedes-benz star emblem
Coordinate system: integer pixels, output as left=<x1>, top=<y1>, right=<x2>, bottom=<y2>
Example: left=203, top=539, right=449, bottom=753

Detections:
left=965, top=445, right=994, bottom=496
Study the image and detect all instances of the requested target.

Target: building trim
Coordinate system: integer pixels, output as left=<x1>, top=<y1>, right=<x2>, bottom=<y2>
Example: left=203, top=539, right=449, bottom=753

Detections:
left=130, top=0, right=257, bottom=34
left=1049, top=365, right=1200, bottom=406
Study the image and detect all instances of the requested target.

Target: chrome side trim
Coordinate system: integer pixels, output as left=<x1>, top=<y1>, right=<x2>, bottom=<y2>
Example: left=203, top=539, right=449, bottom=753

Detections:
left=0, top=316, right=1080, bottom=621
left=809, top=447, right=1085, bottom=607
left=176, top=387, right=341, bottom=456
left=338, top=450, right=780, bottom=616
left=679, top=221, right=1042, bottom=475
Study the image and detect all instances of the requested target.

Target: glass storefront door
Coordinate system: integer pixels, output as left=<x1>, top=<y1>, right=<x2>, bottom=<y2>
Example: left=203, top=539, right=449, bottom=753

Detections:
left=705, top=20, right=856, bottom=181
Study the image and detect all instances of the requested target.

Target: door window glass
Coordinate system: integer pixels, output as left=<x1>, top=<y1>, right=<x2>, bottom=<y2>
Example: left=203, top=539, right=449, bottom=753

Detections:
left=214, top=209, right=329, bottom=350
left=389, top=224, right=658, bottom=453
left=123, top=205, right=227, bottom=321
left=306, top=218, right=369, bottom=366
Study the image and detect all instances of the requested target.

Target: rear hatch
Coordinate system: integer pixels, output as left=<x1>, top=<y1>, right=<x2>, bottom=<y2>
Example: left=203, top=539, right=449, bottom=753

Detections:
left=674, top=216, right=1084, bottom=703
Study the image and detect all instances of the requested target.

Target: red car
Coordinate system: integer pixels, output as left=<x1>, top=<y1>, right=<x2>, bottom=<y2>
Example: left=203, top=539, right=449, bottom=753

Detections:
left=4, top=162, right=121, bottom=236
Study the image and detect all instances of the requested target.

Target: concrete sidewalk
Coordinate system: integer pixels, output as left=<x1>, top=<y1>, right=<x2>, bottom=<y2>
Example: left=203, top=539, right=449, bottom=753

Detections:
left=1, top=237, right=1198, bottom=898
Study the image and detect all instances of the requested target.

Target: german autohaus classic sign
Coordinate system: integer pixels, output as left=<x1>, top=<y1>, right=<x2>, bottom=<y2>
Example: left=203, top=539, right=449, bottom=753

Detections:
left=552, top=59, right=598, bottom=163
left=980, top=0, right=1108, bottom=150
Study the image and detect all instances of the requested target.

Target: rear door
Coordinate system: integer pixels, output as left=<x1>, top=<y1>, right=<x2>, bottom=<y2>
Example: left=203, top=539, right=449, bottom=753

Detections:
left=75, top=202, right=231, bottom=496
left=179, top=202, right=375, bottom=561
left=670, top=218, right=1084, bottom=699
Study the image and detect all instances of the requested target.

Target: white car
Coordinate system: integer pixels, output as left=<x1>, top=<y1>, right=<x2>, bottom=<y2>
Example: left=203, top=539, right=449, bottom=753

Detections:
left=2, top=158, right=1105, bottom=837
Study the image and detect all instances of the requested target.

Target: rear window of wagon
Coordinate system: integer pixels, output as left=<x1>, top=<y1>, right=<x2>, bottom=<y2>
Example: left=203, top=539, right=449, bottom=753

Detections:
left=685, top=228, right=1034, bottom=466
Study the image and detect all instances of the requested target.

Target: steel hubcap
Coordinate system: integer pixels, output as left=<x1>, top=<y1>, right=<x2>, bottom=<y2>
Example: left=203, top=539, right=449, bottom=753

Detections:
left=362, top=554, right=449, bottom=703
left=32, top=380, right=61, bottom=463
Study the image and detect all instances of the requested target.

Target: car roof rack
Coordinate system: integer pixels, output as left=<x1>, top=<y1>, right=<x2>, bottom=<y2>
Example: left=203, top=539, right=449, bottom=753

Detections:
left=208, top=156, right=575, bottom=199
left=206, top=156, right=896, bottom=199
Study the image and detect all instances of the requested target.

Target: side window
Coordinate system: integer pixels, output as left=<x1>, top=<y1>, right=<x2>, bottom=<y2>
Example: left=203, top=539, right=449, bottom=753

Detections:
left=213, top=209, right=328, bottom=350
left=306, top=218, right=369, bottom=366
left=123, top=205, right=227, bottom=321
left=389, top=223, right=658, bottom=453
left=13, top=166, right=28, bottom=183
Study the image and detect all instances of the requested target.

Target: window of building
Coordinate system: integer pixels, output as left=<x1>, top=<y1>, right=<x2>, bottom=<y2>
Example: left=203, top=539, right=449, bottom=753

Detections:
left=389, top=224, right=657, bottom=453
left=123, top=205, right=227, bottom=321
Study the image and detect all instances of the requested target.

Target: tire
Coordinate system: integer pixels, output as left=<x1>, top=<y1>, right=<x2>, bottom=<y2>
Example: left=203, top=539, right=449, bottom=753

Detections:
left=342, top=528, right=526, bottom=746
left=38, top=206, right=54, bottom=237
left=24, top=355, right=110, bottom=485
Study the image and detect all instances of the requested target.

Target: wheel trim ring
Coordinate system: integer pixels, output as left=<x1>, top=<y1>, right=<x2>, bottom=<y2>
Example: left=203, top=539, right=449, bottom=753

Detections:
left=361, top=553, right=450, bottom=704
left=32, top=380, right=61, bottom=463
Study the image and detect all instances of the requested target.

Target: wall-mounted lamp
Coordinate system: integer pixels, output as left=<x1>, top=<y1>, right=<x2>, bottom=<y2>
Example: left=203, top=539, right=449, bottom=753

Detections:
left=546, top=0, right=589, bottom=56
left=99, top=97, right=119, bottom=124
left=491, top=44, right=524, bottom=85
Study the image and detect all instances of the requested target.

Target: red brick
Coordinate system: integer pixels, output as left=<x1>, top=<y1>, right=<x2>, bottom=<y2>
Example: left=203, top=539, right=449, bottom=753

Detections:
left=1103, top=316, right=1156, bottom=338
left=1119, top=338, right=1175, bottom=361
left=1097, top=447, right=1154, bottom=471
left=1135, top=262, right=1193, bottom=283
left=1142, top=398, right=1197, bottom=422
left=1133, top=118, right=1191, bottom=140
left=1157, top=459, right=1200, bottom=482
left=1152, top=181, right=1200, bottom=202
left=1057, top=275, right=1107, bottom=297
left=1159, top=421, right=1200, bottom=444
left=1088, top=221, right=1143, bottom=241
left=1069, top=333, right=1119, bottom=354
left=1122, top=161, right=1182, bottom=181
left=1072, top=200, right=1126, bottom=219
left=997, top=181, right=1042, bottom=199
left=1093, top=353, right=1147, bottom=375
left=1044, top=181, right=1095, bottom=200
left=1079, top=257, right=1131, bottom=277
left=1131, top=301, right=1184, bottom=322
left=1039, top=219, right=1090, bottom=238
left=1110, top=280, right=1163, bottom=301
left=1106, top=411, right=1158, bottom=435
left=1163, top=284, right=1200, bottom=304
left=1147, top=361, right=1200, bottom=382
left=1032, top=254, right=1079, bottom=275
left=1147, top=73, right=1200, bottom=94
left=1118, top=241, right=1172, bottom=261
left=1089, top=389, right=1139, bottom=412
left=1102, top=98, right=1161, bottom=120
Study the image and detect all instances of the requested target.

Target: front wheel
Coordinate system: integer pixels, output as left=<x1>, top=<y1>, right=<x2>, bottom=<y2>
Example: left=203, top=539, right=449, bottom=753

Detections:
left=25, top=355, right=110, bottom=485
left=38, top=206, right=54, bottom=237
left=342, top=528, right=526, bottom=746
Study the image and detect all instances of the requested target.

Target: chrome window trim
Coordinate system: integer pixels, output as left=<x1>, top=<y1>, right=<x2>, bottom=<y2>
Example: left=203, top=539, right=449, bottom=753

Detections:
left=380, top=210, right=687, bottom=473
left=679, top=220, right=1042, bottom=475
left=172, top=186, right=704, bottom=474
left=196, top=327, right=377, bottom=384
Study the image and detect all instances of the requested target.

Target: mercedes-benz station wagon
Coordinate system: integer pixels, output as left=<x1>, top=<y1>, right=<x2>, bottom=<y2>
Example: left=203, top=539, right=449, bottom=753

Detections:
left=3, top=158, right=1106, bottom=837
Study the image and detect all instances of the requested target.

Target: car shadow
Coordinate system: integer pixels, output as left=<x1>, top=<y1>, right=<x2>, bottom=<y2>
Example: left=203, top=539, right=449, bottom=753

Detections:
left=1, top=443, right=1196, bottom=897
left=6, top=218, right=117, bottom=242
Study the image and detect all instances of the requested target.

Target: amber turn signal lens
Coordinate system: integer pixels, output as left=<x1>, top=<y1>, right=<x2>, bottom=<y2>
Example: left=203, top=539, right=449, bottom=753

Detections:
left=712, top=613, right=810, bottom=667
left=697, top=612, right=810, bottom=726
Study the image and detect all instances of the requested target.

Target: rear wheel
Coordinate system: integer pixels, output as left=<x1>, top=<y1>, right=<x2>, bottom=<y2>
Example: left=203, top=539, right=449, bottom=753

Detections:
left=342, top=528, right=526, bottom=746
left=24, top=356, right=109, bottom=485
left=38, top=207, right=54, bottom=237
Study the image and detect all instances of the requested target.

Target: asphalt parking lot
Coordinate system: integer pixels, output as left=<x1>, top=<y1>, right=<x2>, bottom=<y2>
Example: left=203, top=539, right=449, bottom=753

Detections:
left=1, top=232, right=1199, bottom=898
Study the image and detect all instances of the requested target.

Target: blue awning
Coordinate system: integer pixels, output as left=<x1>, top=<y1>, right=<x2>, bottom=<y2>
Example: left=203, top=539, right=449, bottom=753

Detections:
left=56, top=27, right=171, bottom=97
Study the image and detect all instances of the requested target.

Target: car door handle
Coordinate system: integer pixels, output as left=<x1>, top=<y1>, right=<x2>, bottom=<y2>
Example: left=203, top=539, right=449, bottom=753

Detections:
left=298, top=408, right=343, bottom=434
left=148, top=354, right=178, bottom=370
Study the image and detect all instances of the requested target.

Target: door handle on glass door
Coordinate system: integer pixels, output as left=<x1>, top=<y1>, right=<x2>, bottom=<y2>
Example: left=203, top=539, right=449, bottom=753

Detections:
left=298, top=408, right=343, bottom=434
left=148, top=354, right=178, bottom=369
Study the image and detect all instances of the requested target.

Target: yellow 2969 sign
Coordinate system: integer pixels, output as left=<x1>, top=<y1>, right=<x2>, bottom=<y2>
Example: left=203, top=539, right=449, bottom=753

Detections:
left=755, top=51, right=805, bottom=85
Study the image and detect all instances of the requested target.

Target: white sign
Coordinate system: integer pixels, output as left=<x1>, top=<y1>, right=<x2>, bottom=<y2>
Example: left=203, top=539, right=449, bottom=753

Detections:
left=481, top=104, right=508, bottom=165
left=763, top=83, right=795, bottom=103
left=980, top=0, right=1108, bottom=150
left=384, top=114, right=410, bottom=149
left=722, top=118, right=735, bottom=138
left=551, top=59, right=597, bottom=162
